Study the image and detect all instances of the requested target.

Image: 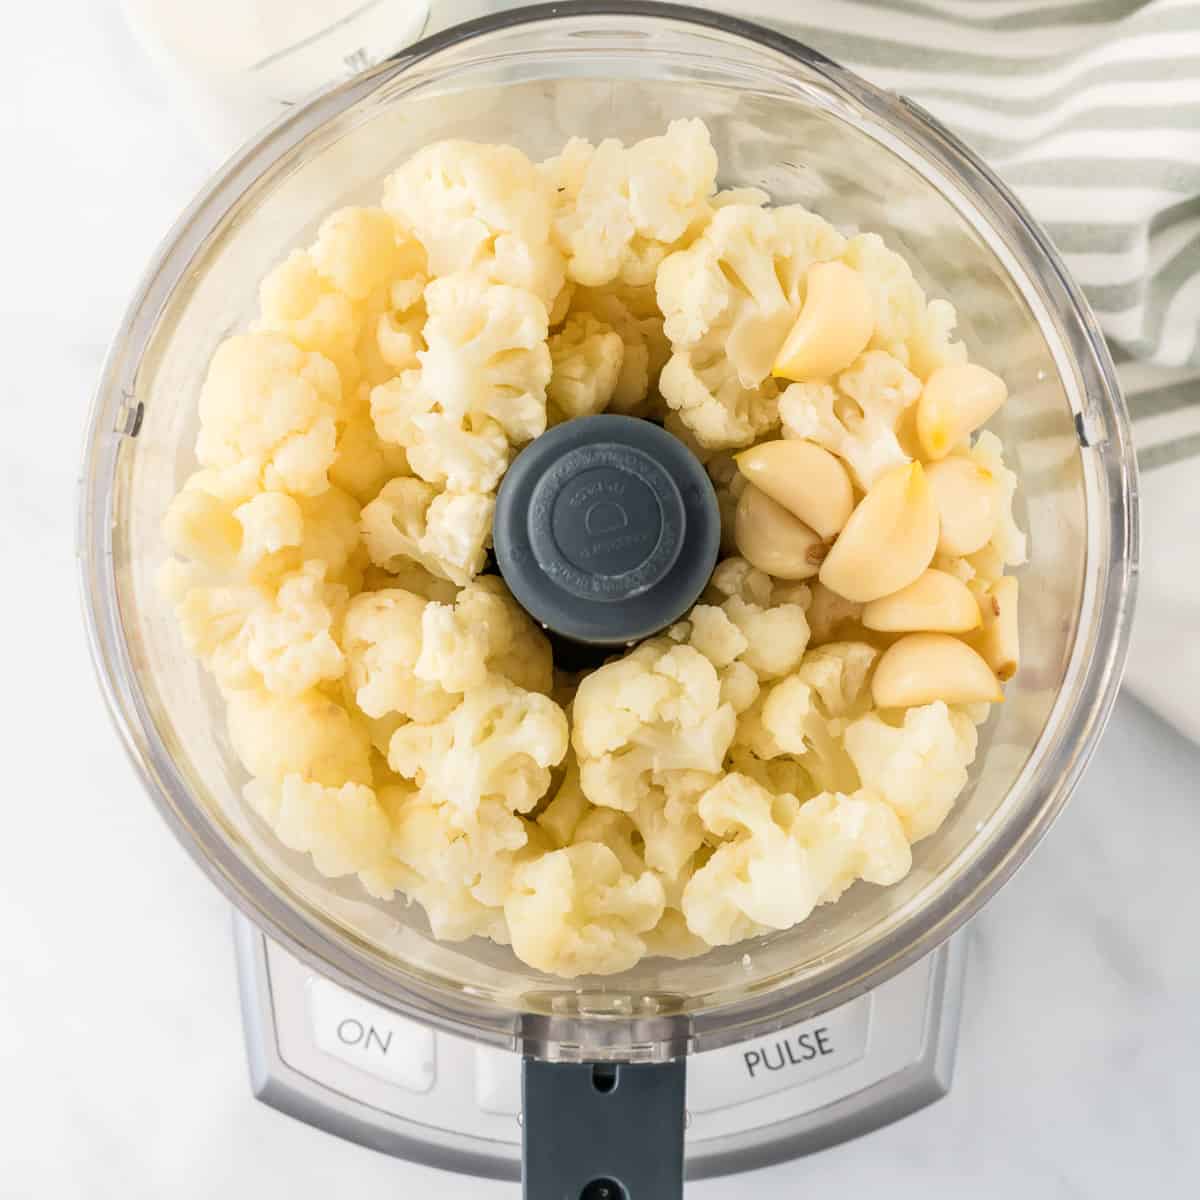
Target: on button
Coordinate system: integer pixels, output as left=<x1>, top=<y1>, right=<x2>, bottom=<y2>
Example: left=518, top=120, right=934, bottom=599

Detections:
left=308, top=978, right=435, bottom=1093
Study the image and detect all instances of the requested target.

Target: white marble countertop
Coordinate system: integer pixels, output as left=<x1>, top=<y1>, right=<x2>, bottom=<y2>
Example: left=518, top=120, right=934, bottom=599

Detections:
left=3, top=2, right=1197, bottom=1196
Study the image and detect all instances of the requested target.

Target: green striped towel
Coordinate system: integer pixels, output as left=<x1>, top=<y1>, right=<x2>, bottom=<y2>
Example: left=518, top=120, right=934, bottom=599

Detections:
left=742, top=0, right=1200, bottom=739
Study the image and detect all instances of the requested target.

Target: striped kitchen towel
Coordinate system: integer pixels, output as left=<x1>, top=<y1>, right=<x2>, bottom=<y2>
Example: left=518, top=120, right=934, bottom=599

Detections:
left=741, top=0, right=1200, bottom=740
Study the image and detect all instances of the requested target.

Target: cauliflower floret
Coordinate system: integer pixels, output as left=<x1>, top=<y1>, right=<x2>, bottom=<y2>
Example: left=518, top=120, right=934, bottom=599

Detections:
left=226, top=687, right=372, bottom=787
left=705, top=556, right=775, bottom=608
left=570, top=282, right=669, bottom=413
left=196, top=334, right=342, bottom=497
left=382, top=140, right=564, bottom=308
left=309, top=206, right=409, bottom=302
left=655, top=202, right=847, bottom=450
left=546, top=312, right=624, bottom=420
left=505, top=843, right=666, bottom=976
left=720, top=595, right=810, bottom=679
left=415, top=576, right=553, bottom=695
left=327, top=409, right=412, bottom=503
left=779, top=349, right=920, bottom=490
left=680, top=774, right=910, bottom=945
left=843, top=701, right=979, bottom=841
left=256, top=252, right=362, bottom=389
left=378, top=274, right=551, bottom=461
left=171, top=561, right=346, bottom=696
left=385, top=789, right=533, bottom=941
left=372, top=378, right=510, bottom=494
left=550, top=119, right=717, bottom=288
left=239, top=562, right=346, bottom=696
left=658, top=349, right=780, bottom=450
left=685, top=604, right=749, bottom=668
left=658, top=204, right=845, bottom=385
left=341, top=588, right=457, bottom=722
left=572, top=639, right=737, bottom=813
left=746, top=642, right=878, bottom=793
left=388, top=675, right=569, bottom=832
left=360, top=477, right=493, bottom=586
left=244, top=774, right=393, bottom=878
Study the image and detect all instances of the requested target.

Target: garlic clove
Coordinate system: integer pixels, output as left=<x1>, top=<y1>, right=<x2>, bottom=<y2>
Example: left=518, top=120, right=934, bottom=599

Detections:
left=872, top=632, right=1004, bottom=707
left=973, top=575, right=1020, bottom=681
left=772, top=261, right=875, bottom=382
left=735, top=438, right=855, bottom=540
left=926, top=457, right=998, bottom=556
left=734, top=483, right=827, bottom=580
left=818, top=462, right=939, bottom=603
left=916, top=363, right=1007, bottom=460
left=862, top=569, right=982, bottom=633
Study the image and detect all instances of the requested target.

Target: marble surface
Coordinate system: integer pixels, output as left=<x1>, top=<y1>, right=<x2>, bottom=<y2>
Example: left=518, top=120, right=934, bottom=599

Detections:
left=3, top=2, right=1198, bottom=1196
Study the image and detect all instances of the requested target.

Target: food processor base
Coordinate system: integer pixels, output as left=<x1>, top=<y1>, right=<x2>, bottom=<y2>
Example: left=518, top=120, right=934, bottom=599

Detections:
left=234, top=912, right=965, bottom=1180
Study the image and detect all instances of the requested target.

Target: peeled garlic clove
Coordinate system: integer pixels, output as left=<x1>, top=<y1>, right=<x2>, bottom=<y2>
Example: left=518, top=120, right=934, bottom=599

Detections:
left=735, top=439, right=855, bottom=540
left=819, top=462, right=939, bottom=603
left=772, top=261, right=875, bottom=382
left=734, top=483, right=827, bottom=580
left=974, top=575, right=1020, bottom=681
left=926, top=457, right=998, bottom=556
left=917, top=363, right=1007, bottom=460
left=862, top=569, right=982, bottom=633
left=872, top=633, right=1004, bottom=707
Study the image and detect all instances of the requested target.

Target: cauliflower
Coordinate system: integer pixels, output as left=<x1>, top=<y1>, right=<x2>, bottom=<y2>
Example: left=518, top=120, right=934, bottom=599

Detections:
left=196, top=333, right=342, bottom=497
left=657, top=204, right=845, bottom=384
left=570, top=282, right=669, bottom=413
left=327, top=409, right=412, bottom=503
left=719, top=594, right=810, bottom=679
left=256, top=252, right=362, bottom=389
left=360, top=477, right=493, bottom=586
left=741, top=642, right=878, bottom=794
left=680, top=774, right=910, bottom=946
left=341, top=588, right=457, bottom=722
left=372, top=376, right=510, bottom=493
left=658, top=350, right=780, bottom=451
left=386, top=789, right=531, bottom=941
left=654, top=202, right=848, bottom=450
left=546, top=312, right=624, bottom=420
left=226, top=686, right=372, bottom=787
left=382, top=140, right=564, bottom=308
left=549, top=119, right=717, bottom=288
left=778, top=349, right=920, bottom=490
left=415, top=576, right=553, bottom=696
left=244, top=774, right=393, bottom=878
left=572, top=639, right=736, bottom=812
left=843, top=701, right=979, bottom=840
left=309, top=206, right=410, bottom=302
left=375, top=274, right=551, bottom=468
left=505, top=843, right=666, bottom=976
left=388, top=674, right=569, bottom=833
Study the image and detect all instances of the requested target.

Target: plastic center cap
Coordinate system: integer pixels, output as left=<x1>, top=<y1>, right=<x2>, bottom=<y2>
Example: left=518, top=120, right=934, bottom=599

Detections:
left=494, top=415, right=720, bottom=646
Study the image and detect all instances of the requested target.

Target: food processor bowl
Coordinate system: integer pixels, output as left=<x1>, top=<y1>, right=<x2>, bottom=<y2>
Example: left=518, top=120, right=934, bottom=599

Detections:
left=80, top=0, right=1136, bottom=1080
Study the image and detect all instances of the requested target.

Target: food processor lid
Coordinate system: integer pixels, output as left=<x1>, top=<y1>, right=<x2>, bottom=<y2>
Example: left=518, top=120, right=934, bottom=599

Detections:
left=494, top=415, right=720, bottom=645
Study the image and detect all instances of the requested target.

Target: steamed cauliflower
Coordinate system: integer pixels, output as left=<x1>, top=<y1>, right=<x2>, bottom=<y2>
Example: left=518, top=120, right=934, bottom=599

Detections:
left=680, top=773, right=910, bottom=946
left=195, top=333, right=342, bottom=497
left=655, top=204, right=845, bottom=448
left=547, top=119, right=717, bottom=288
left=162, top=121, right=1019, bottom=979
left=843, top=701, right=979, bottom=841
left=778, top=349, right=921, bottom=490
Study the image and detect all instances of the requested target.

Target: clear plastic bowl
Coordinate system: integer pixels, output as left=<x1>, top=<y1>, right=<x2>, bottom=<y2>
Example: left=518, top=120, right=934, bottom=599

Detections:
left=80, top=1, right=1137, bottom=1060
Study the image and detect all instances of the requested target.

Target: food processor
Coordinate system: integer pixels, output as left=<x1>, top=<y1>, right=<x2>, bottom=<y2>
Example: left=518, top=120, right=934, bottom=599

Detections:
left=79, top=4, right=1138, bottom=1194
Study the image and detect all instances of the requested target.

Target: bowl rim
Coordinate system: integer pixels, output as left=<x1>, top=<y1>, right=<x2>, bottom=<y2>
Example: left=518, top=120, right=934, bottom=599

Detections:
left=79, top=0, right=1139, bottom=1056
